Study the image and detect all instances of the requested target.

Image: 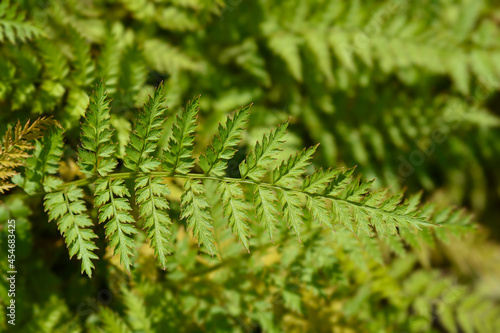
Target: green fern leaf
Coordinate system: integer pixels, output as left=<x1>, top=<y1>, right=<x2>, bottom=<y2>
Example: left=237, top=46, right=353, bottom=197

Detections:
left=0, top=117, right=60, bottom=194
left=302, top=166, right=433, bottom=236
left=123, top=83, right=172, bottom=268
left=36, top=39, right=69, bottom=81
left=306, top=196, right=334, bottom=230
left=135, top=175, right=173, bottom=269
left=218, top=181, right=251, bottom=251
left=324, top=167, right=356, bottom=196
left=98, top=307, right=132, bottom=333
left=67, top=26, right=94, bottom=87
left=30, top=127, right=64, bottom=178
left=31, top=88, right=470, bottom=279
left=278, top=190, right=304, bottom=240
left=43, top=185, right=98, bottom=277
left=267, top=33, right=303, bottom=82
left=121, top=287, right=152, bottom=332
left=359, top=233, right=384, bottom=265
left=303, top=168, right=339, bottom=194
left=78, top=81, right=117, bottom=177
left=124, top=83, right=167, bottom=172
left=163, top=95, right=200, bottom=174
left=331, top=200, right=354, bottom=233
left=240, top=120, right=288, bottom=181
left=117, top=45, right=148, bottom=108
left=273, top=144, right=318, bottom=187
left=180, top=179, right=217, bottom=255
left=253, top=186, right=280, bottom=240
left=12, top=127, right=64, bottom=194
left=383, top=234, right=406, bottom=257
left=95, top=179, right=137, bottom=273
left=0, top=0, right=44, bottom=43
left=199, top=104, right=252, bottom=176
left=96, top=27, right=122, bottom=94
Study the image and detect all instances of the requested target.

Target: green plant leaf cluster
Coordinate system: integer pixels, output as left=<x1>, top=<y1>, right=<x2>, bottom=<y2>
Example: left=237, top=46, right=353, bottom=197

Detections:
left=1, top=1, right=500, bottom=332
left=38, top=82, right=470, bottom=280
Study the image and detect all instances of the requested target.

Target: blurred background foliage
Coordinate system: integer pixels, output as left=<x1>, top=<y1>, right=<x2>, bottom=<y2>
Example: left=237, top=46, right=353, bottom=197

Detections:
left=0, top=0, right=500, bottom=332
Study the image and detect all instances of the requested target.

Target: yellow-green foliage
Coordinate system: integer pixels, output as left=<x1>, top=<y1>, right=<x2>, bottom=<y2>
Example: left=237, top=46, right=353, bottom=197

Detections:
left=1, top=1, right=500, bottom=332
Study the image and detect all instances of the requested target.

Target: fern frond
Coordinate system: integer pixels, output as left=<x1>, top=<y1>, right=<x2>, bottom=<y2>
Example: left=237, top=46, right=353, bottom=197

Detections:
left=67, top=26, right=95, bottom=87
left=121, top=287, right=152, bottom=332
left=330, top=200, right=354, bottom=233
left=116, top=44, right=148, bottom=109
left=199, top=104, right=252, bottom=176
left=0, top=117, right=60, bottom=194
left=123, top=83, right=172, bottom=268
left=253, top=186, right=280, bottom=240
left=323, top=167, right=357, bottom=196
left=398, top=197, right=474, bottom=251
left=98, top=307, right=132, bottom=333
left=267, top=33, right=303, bottom=82
left=78, top=81, right=117, bottom=177
left=273, top=145, right=318, bottom=186
left=0, top=182, right=15, bottom=193
left=36, top=39, right=69, bottom=81
left=218, top=181, right=251, bottom=251
left=96, top=27, right=122, bottom=94
left=35, top=90, right=470, bottom=272
left=303, top=168, right=341, bottom=194
left=95, top=179, right=137, bottom=273
left=0, top=0, right=44, bottom=43
left=135, top=176, right=173, bottom=269
left=29, top=127, right=64, bottom=178
left=240, top=120, right=288, bottom=181
left=58, top=27, right=93, bottom=124
left=12, top=127, right=64, bottom=194
left=302, top=168, right=338, bottom=231
left=306, top=195, right=334, bottom=230
left=294, top=165, right=431, bottom=236
left=163, top=95, right=199, bottom=174
left=124, top=83, right=167, bottom=172
left=278, top=190, right=305, bottom=240
left=143, top=39, right=201, bottom=74
left=181, top=179, right=217, bottom=255
left=43, top=185, right=98, bottom=277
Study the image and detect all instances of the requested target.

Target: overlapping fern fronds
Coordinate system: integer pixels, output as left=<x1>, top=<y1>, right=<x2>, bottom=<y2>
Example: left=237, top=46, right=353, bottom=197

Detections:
left=0, top=117, right=60, bottom=194
left=39, top=82, right=472, bottom=277
left=0, top=0, right=43, bottom=43
left=2, top=0, right=500, bottom=214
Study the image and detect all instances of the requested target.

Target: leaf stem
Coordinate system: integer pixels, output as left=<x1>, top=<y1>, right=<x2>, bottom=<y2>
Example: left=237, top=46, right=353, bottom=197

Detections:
left=52, top=172, right=434, bottom=227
